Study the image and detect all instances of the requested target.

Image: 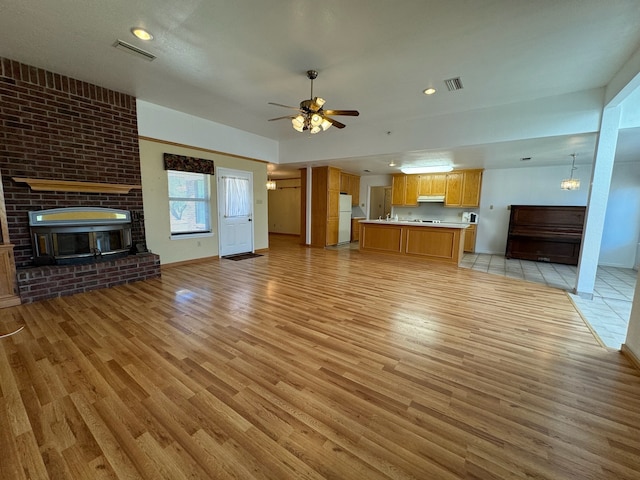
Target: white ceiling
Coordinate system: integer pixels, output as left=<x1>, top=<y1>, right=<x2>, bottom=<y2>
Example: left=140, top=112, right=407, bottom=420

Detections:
left=2, top=0, right=640, bottom=178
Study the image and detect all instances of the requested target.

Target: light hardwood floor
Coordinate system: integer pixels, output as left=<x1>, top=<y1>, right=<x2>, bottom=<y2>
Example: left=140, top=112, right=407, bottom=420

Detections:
left=1, top=234, right=639, bottom=479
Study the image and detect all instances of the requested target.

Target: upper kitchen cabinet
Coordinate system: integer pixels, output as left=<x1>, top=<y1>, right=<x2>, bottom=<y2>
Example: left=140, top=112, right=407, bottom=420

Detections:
left=445, top=169, right=483, bottom=208
left=391, top=174, right=419, bottom=206
left=340, top=172, right=360, bottom=206
left=418, top=173, right=447, bottom=196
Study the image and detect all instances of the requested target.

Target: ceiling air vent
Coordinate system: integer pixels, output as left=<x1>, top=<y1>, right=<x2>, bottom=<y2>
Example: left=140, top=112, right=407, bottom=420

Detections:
left=444, top=77, right=463, bottom=91
left=112, top=39, right=156, bottom=61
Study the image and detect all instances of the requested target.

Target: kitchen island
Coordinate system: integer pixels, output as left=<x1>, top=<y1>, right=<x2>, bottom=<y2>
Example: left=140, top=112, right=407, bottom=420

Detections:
left=359, top=220, right=469, bottom=265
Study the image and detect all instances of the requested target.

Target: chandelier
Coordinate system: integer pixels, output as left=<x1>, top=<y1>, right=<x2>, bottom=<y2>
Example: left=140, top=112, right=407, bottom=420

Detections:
left=266, top=175, right=276, bottom=190
left=560, top=153, right=580, bottom=190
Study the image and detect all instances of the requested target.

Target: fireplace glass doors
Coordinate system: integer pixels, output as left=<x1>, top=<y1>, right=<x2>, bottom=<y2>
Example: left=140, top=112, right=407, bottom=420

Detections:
left=29, top=207, right=132, bottom=264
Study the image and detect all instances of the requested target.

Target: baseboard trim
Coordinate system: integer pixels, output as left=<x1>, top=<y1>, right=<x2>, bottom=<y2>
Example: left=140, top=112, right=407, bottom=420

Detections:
left=621, top=344, right=640, bottom=371
left=162, top=255, right=219, bottom=269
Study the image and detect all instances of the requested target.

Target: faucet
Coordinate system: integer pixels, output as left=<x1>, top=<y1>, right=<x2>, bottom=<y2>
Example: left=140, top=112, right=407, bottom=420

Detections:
left=386, top=213, right=390, bottom=221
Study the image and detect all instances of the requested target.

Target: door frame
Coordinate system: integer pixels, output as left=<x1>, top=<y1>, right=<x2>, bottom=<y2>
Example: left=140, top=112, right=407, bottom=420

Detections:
left=216, top=167, right=255, bottom=256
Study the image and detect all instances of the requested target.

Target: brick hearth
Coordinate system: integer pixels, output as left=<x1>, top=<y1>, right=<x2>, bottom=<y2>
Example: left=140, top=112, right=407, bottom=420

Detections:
left=16, top=253, right=160, bottom=304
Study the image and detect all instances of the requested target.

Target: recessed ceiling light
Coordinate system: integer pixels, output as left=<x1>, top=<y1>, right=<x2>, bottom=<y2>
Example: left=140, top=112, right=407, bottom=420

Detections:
left=389, top=161, right=396, bottom=167
left=423, top=88, right=436, bottom=95
left=131, top=27, right=153, bottom=41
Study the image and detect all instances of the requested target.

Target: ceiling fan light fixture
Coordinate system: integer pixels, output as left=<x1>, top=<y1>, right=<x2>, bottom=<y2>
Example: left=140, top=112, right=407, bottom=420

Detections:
left=310, top=113, right=323, bottom=127
left=270, top=70, right=359, bottom=135
left=292, top=115, right=305, bottom=132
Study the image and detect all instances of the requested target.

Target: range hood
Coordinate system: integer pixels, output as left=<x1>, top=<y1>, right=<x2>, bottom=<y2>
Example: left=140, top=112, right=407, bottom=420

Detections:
left=417, top=195, right=445, bottom=203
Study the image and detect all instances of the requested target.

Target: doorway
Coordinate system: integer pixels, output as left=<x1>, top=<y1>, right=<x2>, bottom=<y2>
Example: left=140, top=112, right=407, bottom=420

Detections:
left=369, top=186, right=392, bottom=220
left=216, top=167, right=254, bottom=257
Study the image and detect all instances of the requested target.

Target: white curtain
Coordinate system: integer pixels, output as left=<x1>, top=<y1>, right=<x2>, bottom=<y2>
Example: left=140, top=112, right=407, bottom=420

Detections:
left=223, top=176, right=251, bottom=217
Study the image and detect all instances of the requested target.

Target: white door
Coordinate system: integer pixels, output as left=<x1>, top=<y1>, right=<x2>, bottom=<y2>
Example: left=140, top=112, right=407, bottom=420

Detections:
left=217, top=168, right=254, bottom=257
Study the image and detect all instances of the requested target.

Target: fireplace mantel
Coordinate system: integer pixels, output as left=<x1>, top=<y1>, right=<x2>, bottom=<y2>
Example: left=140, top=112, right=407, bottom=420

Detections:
left=13, top=177, right=142, bottom=194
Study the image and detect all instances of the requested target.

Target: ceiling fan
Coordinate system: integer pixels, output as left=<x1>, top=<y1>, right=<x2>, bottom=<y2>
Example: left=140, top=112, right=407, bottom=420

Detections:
left=268, top=70, right=359, bottom=134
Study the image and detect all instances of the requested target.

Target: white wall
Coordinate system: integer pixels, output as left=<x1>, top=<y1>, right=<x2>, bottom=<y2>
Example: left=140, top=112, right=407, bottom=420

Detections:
left=136, top=101, right=276, bottom=265
left=476, top=162, right=640, bottom=268
left=626, top=270, right=640, bottom=361
left=601, top=162, right=640, bottom=267
left=139, top=139, right=269, bottom=265
left=268, top=178, right=301, bottom=234
left=359, top=175, right=392, bottom=219
left=477, top=164, right=591, bottom=255
left=391, top=203, right=477, bottom=223
left=137, top=100, right=279, bottom=163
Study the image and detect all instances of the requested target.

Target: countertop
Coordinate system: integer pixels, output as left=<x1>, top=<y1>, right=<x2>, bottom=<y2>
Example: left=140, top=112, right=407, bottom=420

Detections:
left=359, top=219, right=470, bottom=229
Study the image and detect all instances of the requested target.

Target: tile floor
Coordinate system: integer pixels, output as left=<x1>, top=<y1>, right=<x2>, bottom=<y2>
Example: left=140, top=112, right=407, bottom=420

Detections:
left=460, top=253, right=637, bottom=349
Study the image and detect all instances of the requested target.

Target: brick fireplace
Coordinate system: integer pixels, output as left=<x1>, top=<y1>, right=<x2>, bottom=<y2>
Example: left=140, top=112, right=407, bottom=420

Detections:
left=0, top=57, right=160, bottom=303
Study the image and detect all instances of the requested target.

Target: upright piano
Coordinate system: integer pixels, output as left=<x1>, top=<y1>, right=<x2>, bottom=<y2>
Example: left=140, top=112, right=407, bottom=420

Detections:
left=505, top=205, right=586, bottom=265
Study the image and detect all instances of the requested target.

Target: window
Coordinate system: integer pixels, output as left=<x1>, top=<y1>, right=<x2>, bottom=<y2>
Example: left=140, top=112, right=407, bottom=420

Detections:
left=222, top=175, right=251, bottom=218
left=167, top=170, right=211, bottom=235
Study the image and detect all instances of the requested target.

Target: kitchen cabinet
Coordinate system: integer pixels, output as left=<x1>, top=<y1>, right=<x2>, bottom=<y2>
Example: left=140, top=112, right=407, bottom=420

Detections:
left=359, top=221, right=467, bottom=265
left=463, top=224, right=477, bottom=253
left=391, top=174, right=419, bottom=206
left=311, top=166, right=341, bottom=247
left=418, top=174, right=447, bottom=196
left=340, top=173, right=360, bottom=206
left=445, top=169, right=483, bottom=207
left=351, top=217, right=364, bottom=242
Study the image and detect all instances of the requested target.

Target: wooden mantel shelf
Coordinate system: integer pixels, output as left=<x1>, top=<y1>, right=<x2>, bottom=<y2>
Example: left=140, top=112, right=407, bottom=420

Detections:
left=12, top=177, right=142, bottom=194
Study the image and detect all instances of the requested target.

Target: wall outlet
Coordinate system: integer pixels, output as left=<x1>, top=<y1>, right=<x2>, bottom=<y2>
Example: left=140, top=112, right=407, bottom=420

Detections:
left=256, top=199, right=263, bottom=205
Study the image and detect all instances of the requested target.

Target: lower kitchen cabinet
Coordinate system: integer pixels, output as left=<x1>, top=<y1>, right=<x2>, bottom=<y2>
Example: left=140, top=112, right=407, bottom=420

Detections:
left=463, top=224, right=477, bottom=252
left=359, top=221, right=467, bottom=265
left=351, top=218, right=364, bottom=242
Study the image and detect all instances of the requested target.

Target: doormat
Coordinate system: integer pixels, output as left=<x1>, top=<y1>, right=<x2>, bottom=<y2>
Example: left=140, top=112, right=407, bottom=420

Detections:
left=222, top=253, right=263, bottom=261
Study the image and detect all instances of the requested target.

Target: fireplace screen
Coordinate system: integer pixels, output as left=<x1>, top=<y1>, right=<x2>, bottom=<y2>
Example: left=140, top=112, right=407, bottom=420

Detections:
left=29, top=207, right=132, bottom=264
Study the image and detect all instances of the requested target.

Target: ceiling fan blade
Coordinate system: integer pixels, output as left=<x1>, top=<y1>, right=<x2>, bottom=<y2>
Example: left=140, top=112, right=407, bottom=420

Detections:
left=268, top=102, right=300, bottom=110
left=268, top=115, right=295, bottom=121
left=323, top=109, right=359, bottom=116
left=325, top=116, right=346, bottom=129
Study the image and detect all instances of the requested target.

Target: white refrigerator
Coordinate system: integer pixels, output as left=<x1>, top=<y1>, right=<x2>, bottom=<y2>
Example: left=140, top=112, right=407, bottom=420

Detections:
left=338, top=194, right=352, bottom=244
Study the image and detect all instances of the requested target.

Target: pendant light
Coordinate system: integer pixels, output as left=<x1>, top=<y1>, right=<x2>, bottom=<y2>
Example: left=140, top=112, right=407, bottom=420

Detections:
left=560, top=153, right=580, bottom=190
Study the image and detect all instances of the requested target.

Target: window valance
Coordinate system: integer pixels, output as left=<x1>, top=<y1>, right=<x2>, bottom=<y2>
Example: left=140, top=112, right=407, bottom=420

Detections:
left=163, top=153, right=215, bottom=175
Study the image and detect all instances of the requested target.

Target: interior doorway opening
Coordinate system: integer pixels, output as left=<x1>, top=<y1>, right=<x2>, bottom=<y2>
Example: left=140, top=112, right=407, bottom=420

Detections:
left=369, top=186, right=392, bottom=220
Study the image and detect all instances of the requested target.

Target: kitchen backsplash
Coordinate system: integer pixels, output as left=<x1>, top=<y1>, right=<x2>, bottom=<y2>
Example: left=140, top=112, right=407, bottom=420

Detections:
left=391, top=203, right=478, bottom=222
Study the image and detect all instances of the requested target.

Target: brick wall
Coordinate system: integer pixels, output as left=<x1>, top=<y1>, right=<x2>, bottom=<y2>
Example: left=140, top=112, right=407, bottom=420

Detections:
left=0, top=57, right=144, bottom=268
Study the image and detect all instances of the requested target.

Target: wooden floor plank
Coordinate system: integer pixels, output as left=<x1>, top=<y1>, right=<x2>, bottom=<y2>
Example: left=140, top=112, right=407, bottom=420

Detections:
left=0, top=234, right=639, bottom=479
